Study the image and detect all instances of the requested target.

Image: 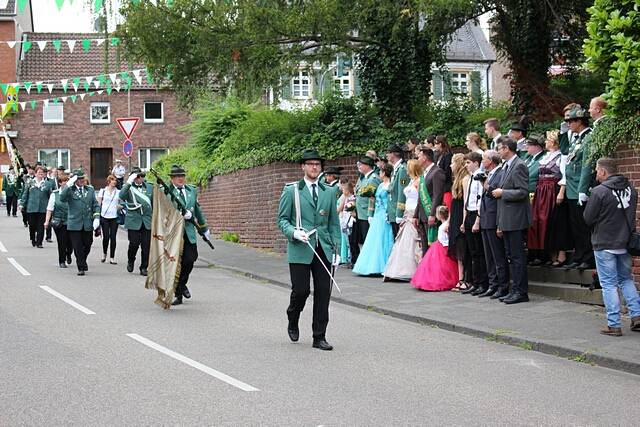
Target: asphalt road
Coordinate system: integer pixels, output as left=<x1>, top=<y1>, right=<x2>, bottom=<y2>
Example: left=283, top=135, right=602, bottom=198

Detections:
left=1, top=215, right=640, bottom=426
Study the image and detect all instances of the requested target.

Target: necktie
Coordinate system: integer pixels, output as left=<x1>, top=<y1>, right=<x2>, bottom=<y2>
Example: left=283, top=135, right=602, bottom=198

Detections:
left=311, top=183, right=318, bottom=206
left=178, top=187, right=186, bottom=202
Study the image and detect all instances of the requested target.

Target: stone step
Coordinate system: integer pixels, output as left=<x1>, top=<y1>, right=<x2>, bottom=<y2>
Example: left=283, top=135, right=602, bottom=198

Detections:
left=529, top=281, right=603, bottom=305
left=528, top=265, right=596, bottom=286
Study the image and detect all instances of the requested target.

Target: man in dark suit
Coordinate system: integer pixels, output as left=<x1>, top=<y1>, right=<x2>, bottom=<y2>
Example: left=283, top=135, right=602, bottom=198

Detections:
left=491, top=136, right=532, bottom=304
left=478, top=150, right=509, bottom=299
left=414, top=147, right=445, bottom=255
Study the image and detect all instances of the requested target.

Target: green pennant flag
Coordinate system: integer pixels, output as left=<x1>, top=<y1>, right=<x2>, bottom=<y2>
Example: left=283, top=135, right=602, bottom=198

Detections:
left=71, top=95, right=77, bottom=103
left=55, top=0, right=65, bottom=11
left=30, top=100, right=36, bottom=110
left=36, top=82, right=43, bottom=93
left=73, top=77, right=81, bottom=90
left=106, top=81, right=112, bottom=95
left=0, top=84, right=7, bottom=95
left=111, top=37, right=121, bottom=47
left=22, top=41, right=32, bottom=54
left=145, top=68, right=154, bottom=85
left=89, top=91, right=96, bottom=97
left=82, top=39, right=91, bottom=53
left=94, top=0, right=104, bottom=11
left=83, top=80, right=90, bottom=91
left=17, top=0, right=29, bottom=13
left=131, top=0, right=141, bottom=5
left=52, top=40, right=62, bottom=53
left=23, top=82, right=32, bottom=92
left=52, top=98, right=59, bottom=105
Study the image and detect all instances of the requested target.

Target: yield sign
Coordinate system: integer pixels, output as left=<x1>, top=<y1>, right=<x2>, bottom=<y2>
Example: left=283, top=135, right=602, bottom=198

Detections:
left=116, top=117, right=140, bottom=140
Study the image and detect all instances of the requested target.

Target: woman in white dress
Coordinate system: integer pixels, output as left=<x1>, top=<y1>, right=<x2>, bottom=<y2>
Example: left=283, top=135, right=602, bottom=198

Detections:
left=383, top=159, right=424, bottom=281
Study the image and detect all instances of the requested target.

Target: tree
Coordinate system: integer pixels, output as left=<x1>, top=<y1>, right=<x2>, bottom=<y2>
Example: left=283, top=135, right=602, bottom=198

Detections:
left=117, top=0, right=482, bottom=125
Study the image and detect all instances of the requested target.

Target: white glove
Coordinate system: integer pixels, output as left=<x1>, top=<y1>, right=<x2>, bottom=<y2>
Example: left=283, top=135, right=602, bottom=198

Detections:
left=396, top=217, right=404, bottom=224
left=578, top=193, right=589, bottom=206
left=203, top=230, right=211, bottom=240
left=92, top=218, right=100, bottom=230
left=293, top=229, right=309, bottom=242
left=367, top=217, right=373, bottom=224
left=67, top=174, right=78, bottom=187
left=332, top=254, right=341, bottom=266
left=183, top=210, right=193, bottom=220
left=560, top=121, right=569, bottom=134
left=127, top=173, right=138, bottom=185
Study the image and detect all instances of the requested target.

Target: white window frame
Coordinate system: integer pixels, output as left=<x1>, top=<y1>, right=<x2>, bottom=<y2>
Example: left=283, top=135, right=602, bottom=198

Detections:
left=138, top=148, right=168, bottom=171
left=90, top=102, right=111, bottom=124
left=333, top=69, right=353, bottom=97
left=450, top=71, right=470, bottom=95
left=38, top=149, right=70, bottom=170
left=291, top=70, right=312, bottom=99
left=42, top=103, right=64, bottom=124
left=144, top=102, right=164, bottom=123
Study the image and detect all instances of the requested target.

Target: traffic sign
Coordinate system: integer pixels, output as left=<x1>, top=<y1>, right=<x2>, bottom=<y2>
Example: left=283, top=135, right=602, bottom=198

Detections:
left=116, top=117, right=140, bottom=140
left=123, top=139, right=133, bottom=158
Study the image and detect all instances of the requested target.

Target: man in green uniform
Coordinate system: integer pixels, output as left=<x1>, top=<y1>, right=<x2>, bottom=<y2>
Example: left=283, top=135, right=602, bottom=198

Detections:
left=165, top=165, right=210, bottom=306
left=352, top=156, right=381, bottom=264
left=44, top=174, right=73, bottom=268
left=524, top=136, right=545, bottom=193
left=277, top=149, right=341, bottom=350
left=3, top=166, right=20, bottom=217
left=561, top=106, right=595, bottom=270
left=119, top=167, right=154, bottom=276
left=19, top=165, right=53, bottom=248
left=60, top=169, right=100, bottom=276
left=385, top=143, right=409, bottom=239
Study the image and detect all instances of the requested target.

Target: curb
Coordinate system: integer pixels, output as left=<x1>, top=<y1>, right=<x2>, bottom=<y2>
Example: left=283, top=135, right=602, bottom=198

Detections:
left=201, top=255, right=640, bottom=376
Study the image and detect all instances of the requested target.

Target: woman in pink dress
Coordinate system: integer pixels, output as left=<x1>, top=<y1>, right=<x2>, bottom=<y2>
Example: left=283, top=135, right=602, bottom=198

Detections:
left=411, top=205, right=459, bottom=291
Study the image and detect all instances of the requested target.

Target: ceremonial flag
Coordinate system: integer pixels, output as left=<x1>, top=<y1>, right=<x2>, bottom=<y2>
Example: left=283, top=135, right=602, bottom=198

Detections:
left=145, top=185, right=185, bottom=309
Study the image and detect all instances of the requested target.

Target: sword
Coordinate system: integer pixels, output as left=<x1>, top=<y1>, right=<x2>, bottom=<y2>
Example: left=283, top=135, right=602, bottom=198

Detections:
left=301, top=229, right=342, bottom=294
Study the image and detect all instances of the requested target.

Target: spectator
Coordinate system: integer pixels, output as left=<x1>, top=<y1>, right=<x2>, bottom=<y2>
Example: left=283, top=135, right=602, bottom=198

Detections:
left=19, top=165, right=53, bottom=248
left=546, top=131, right=572, bottom=267
left=97, top=175, right=121, bottom=265
left=112, top=159, right=126, bottom=189
left=508, top=116, right=530, bottom=158
left=465, top=132, right=488, bottom=154
left=385, top=144, right=409, bottom=238
left=414, top=147, right=445, bottom=255
left=492, top=136, right=532, bottom=304
left=423, top=135, right=436, bottom=150
left=484, top=118, right=502, bottom=150
left=405, top=138, right=420, bottom=159
left=559, top=102, right=580, bottom=155
left=583, top=157, right=640, bottom=336
left=3, top=166, right=19, bottom=217
left=434, top=135, right=453, bottom=210
left=589, top=96, right=608, bottom=128
left=448, top=153, right=472, bottom=291
left=353, top=156, right=381, bottom=264
left=337, top=178, right=355, bottom=267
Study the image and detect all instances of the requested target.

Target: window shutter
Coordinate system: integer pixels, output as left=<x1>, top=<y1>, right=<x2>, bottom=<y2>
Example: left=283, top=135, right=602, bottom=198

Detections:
left=281, top=75, right=291, bottom=99
left=312, top=70, right=322, bottom=100
left=353, top=70, right=361, bottom=96
left=471, top=71, right=482, bottom=103
left=432, top=71, right=443, bottom=100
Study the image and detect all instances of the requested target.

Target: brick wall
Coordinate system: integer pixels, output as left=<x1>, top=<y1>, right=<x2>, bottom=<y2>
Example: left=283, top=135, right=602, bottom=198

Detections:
left=0, top=22, right=16, bottom=83
left=613, top=145, right=640, bottom=278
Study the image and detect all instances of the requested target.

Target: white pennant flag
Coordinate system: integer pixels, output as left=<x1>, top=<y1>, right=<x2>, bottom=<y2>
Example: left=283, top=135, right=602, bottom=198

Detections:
left=96, top=38, right=105, bottom=46
left=109, top=73, right=117, bottom=84
left=61, top=96, right=68, bottom=103
left=133, top=69, right=143, bottom=85
left=72, top=82, right=79, bottom=92
left=19, top=102, right=26, bottom=111
left=66, top=40, right=76, bottom=53
left=80, top=93, right=86, bottom=100
left=37, top=41, right=47, bottom=52
left=93, top=80, right=101, bottom=89
left=12, top=83, right=20, bottom=90
left=97, top=90, right=104, bottom=95
left=25, top=84, right=31, bottom=94
left=60, top=79, right=68, bottom=90
left=47, top=83, right=54, bottom=93
left=6, top=41, right=16, bottom=49
left=43, top=100, right=49, bottom=107
left=115, top=85, right=121, bottom=92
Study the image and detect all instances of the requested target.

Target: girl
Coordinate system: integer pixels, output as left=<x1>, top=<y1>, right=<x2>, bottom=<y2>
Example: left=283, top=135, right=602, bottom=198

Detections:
left=337, top=178, right=356, bottom=266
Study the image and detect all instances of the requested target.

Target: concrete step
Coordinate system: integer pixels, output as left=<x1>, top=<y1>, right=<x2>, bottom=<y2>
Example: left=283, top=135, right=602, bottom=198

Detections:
left=529, top=281, right=603, bottom=305
left=528, top=265, right=596, bottom=286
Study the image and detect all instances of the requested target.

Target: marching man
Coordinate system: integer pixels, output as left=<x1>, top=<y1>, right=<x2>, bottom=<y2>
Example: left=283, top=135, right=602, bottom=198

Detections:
left=277, top=149, right=341, bottom=351
left=119, top=167, right=153, bottom=276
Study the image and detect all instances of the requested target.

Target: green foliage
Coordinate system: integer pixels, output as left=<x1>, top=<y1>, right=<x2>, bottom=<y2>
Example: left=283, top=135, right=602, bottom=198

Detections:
left=584, top=0, right=640, bottom=117
left=550, top=71, right=607, bottom=109
left=589, top=117, right=640, bottom=162
left=220, top=231, right=240, bottom=243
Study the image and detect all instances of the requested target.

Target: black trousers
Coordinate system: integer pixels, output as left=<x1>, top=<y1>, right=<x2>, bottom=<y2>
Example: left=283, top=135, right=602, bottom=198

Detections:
left=567, top=200, right=594, bottom=265
left=390, top=221, right=400, bottom=239
left=288, top=246, right=331, bottom=340
left=21, top=209, right=28, bottom=226
left=69, top=230, right=93, bottom=271
left=28, top=212, right=46, bottom=245
left=101, top=217, right=119, bottom=258
left=350, top=219, right=369, bottom=263
left=481, top=228, right=509, bottom=290
left=53, top=225, right=73, bottom=264
left=416, top=221, right=429, bottom=256
left=503, top=229, right=528, bottom=295
left=176, top=241, right=198, bottom=296
left=127, top=226, right=151, bottom=270
left=6, top=195, right=17, bottom=216
left=464, top=211, right=489, bottom=288
left=46, top=222, right=52, bottom=241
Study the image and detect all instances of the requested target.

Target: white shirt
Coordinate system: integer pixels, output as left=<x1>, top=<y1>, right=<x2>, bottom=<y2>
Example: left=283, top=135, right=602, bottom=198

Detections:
left=46, top=193, right=56, bottom=212
left=303, top=177, right=319, bottom=199
left=99, top=187, right=119, bottom=219
left=491, top=134, right=502, bottom=150
left=466, top=169, right=483, bottom=211
left=423, top=163, right=435, bottom=178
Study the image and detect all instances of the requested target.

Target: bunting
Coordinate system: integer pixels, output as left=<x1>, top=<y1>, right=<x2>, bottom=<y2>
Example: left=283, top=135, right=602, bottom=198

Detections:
left=0, top=37, right=120, bottom=55
left=16, top=0, right=151, bottom=15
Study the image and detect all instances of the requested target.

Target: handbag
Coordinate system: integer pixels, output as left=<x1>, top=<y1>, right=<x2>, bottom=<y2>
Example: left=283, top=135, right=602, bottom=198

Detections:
left=116, top=208, right=126, bottom=225
left=612, top=190, right=640, bottom=256
left=50, top=218, right=63, bottom=229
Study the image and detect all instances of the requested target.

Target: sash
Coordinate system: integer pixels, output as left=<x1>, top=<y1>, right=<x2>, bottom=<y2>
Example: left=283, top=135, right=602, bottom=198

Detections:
left=128, top=186, right=151, bottom=214
left=419, top=175, right=438, bottom=245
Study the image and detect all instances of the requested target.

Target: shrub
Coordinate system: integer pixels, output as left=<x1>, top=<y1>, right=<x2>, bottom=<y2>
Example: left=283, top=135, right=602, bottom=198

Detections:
left=220, top=231, right=240, bottom=243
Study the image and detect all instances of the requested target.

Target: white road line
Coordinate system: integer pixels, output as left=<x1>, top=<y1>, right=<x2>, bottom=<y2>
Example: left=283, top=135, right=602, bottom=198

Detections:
left=0, top=241, right=7, bottom=252
left=39, top=286, right=96, bottom=315
left=126, top=333, right=260, bottom=392
left=7, top=257, right=30, bottom=275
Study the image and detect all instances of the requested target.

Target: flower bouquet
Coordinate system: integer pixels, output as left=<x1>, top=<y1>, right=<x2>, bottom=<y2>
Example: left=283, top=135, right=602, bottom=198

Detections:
left=358, top=184, right=378, bottom=197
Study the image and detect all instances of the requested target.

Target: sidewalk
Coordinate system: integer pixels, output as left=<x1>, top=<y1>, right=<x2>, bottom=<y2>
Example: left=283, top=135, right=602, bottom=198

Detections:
left=197, top=239, right=640, bottom=375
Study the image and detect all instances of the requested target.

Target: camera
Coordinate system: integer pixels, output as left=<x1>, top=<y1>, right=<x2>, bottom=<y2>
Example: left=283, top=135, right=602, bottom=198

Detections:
left=473, top=172, right=487, bottom=182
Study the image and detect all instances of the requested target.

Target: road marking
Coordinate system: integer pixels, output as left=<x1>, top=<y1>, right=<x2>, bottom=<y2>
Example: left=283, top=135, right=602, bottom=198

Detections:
left=0, top=241, right=7, bottom=252
left=39, top=286, right=96, bottom=315
left=126, top=333, right=260, bottom=392
left=7, top=257, right=30, bottom=275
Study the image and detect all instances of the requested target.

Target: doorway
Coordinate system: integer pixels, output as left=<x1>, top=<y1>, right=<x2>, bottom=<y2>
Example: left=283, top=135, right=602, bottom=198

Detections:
left=90, top=148, right=112, bottom=187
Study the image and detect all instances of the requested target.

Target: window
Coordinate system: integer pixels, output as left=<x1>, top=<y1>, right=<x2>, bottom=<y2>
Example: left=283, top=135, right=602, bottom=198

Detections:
left=450, top=72, right=469, bottom=95
left=144, top=102, right=164, bottom=123
left=334, top=70, right=352, bottom=97
left=138, top=148, right=168, bottom=170
left=38, top=149, right=70, bottom=170
left=292, top=71, right=311, bottom=99
left=43, top=104, right=64, bottom=124
left=90, top=102, right=110, bottom=124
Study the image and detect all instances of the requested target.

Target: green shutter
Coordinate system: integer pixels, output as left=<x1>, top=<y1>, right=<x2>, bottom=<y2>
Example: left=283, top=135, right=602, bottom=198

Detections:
left=313, top=70, right=323, bottom=100
left=281, top=75, right=291, bottom=99
left=471, top=71, right=482, bottom=103
left=432, top=70, right=443, bottom=100
left=443, top=72, right=453, bottom=101
left=353, top=69, right=362, bottom=96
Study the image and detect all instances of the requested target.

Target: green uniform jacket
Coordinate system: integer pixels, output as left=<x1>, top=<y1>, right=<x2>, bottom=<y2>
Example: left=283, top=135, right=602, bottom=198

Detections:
left=119, top=182, right=154, bottom=231
left=2, top=174, right=21, bottom=197
left=277, top=180, right=341, bottom=264
left=60, top=185, right=100, bottom=231
left=167, top=184, right=208, bottom=245
left=387, top=161, right=409, bottom=221
left=326, top=180, right=342, bottom=201
left=51, top=190, right=69, bottom=225
left=564, top=129, right=593, bottom=200
left=525, top=151, right=545, bottom=193
left=354, top=171, right=381, bottom=220
left=20, top=178, right=53, bottom=213
left=559, top=130, right=571, bottom=155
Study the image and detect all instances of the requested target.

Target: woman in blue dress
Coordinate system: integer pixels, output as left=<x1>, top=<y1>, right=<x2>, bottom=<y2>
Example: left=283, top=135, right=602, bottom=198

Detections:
left=353, top=163, right=394, bottom=276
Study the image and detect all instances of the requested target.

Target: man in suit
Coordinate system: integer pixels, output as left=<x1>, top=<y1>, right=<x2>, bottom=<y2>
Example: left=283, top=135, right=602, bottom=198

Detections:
left=484, top=118, right=502, bottom=151
left=386, top=144, right=409, bottom=239
left=323, top=165, right=343, bottom=201
left=414, top=147, right=445, bottom=255
left=119, top=167, right=154, bottom=276
left=491, top=136, right=532, bottom=304
left=277, top=149, right=341, bottom=351
left=478, top=150, right=509, bottom=299
left=3, top=166, right=20, bottom=217
left=352, top=156, right=380, bottom=264
left=60, top=169, right=100, bottom=276
left=19, top=165, right=53, bottom=248
left=166, top=165, right=210, bottom=306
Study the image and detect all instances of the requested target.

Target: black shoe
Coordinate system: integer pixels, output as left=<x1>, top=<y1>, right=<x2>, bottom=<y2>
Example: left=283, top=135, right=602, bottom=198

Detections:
left=564, top=261, right=580, bottom=270
left=127, top=261, right=134, bottom=273
left=31, top=240, right=36, bottom=247
left=499, top=292, right=514, bottom=302
left=471, top=287, right=487, bottom=296
left=77, top=270, right=85, bottom=276
left=171, top=296, right=183, bottom=306
left=183, top=287, right=191, bottom=299
left=576, top=262, right=592, bottom=272
left=503, top=293, right=529, bottom=304
left=491, top=288, right=509, bottom=299
left=461, top=285, right=478, bottom=295
left=46, top=238, right=53, bottom=243
left=529, top=259, right=543, bottom=267
left=478, top=287, right=497, bottom=298
left=101, top=254, right=107, bottom=263
left=287, top=321, right=299, bottom=342
left=36, top=245, right=43, bottom=248
left=140, top=268, right=148, bottom=276
left=59, top=263, right=67, bottom=268
left=312, top=339, right=333, bottom=351
left=66, top=255, right=72, bottom=264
